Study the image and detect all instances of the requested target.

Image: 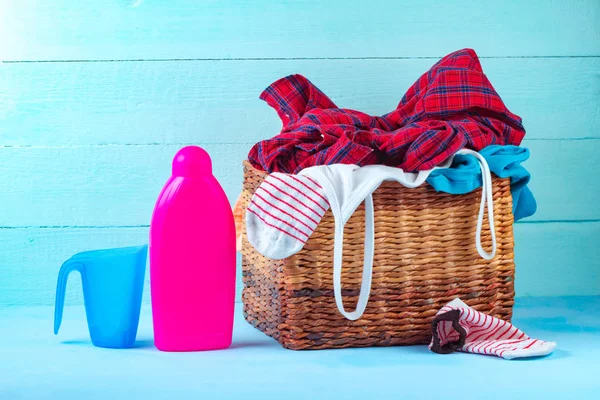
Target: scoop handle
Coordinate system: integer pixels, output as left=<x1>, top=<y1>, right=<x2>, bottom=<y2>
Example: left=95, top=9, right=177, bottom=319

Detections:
left=54, top=260, right=84, bottom=335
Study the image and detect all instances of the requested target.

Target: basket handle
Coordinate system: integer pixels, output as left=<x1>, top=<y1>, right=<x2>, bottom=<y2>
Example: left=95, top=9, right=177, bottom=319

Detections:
left=457, top=149, right=497, bottom=260
left=332, top=193, right=375, bottom=321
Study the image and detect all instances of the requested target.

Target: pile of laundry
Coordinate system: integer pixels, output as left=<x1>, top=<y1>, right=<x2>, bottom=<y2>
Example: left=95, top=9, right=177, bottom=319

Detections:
left=243, top=48, right=536, bottom=258
left=237, top=49, right=552, bottom=359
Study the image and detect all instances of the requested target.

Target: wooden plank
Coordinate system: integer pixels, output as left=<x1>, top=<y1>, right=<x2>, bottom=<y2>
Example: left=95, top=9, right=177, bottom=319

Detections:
left=0, top=228, right=149, bottom=307
left=0, top=0, right=598, bottom=61
left=0, top=143, right=247, bottom=227
left=0, top=227, right=245, bottom=307
left=514, top=222, right=600, bottom=297
left=524, top=139, right=600, bottom=222
left=0, top=139, right=598, bottom=227
left=1, top=58, right=598, bottom=146
left=1, top=223, right=598, bottom=306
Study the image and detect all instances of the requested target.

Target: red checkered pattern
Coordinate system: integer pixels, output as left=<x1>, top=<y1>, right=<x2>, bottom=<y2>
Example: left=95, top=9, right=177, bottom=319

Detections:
left=248, top=49, right=525, bottom=173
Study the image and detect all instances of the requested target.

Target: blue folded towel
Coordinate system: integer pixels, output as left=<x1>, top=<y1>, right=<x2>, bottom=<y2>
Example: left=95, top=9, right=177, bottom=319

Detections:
left=427, top=145, right=536, bottom=221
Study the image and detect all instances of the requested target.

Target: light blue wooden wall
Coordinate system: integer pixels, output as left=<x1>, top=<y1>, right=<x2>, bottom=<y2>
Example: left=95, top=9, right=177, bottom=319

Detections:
left=0, top=0, right=599, bottom=307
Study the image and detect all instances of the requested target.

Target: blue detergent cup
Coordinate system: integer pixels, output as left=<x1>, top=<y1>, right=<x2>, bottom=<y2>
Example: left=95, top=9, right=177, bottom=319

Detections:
left=54, top=245, right=148, bottom=349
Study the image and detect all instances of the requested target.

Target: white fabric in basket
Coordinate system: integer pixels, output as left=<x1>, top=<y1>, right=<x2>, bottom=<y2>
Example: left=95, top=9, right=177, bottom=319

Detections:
left=300, top=149, right=495, bottom=321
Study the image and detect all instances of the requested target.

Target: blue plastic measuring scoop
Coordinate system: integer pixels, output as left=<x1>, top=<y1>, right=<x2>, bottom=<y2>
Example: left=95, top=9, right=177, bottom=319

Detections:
left=54, top=245, right=148, bottom=348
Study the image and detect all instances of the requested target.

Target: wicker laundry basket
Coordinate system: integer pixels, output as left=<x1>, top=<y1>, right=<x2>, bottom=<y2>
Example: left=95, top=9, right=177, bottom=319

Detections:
left=240, top=160, right=515, bottom=350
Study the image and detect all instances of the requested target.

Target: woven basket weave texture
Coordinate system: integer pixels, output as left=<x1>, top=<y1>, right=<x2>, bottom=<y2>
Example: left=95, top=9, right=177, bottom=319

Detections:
left=241, top=161, right=515, bottom=350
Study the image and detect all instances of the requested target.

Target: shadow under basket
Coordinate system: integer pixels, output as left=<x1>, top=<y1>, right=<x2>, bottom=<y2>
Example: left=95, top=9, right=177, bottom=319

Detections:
left=240, top=160, right=515, bottom=350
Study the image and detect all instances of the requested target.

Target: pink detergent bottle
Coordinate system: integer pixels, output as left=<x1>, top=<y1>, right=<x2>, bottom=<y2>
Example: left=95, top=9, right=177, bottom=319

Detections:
left=150, top=146, right=236, bottom=351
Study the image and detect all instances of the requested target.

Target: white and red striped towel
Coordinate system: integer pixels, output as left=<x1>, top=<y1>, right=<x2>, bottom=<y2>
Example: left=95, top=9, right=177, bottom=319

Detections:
left=430, top=298, right=556, bottom=360
left=246, top=172, right=329, bottom=260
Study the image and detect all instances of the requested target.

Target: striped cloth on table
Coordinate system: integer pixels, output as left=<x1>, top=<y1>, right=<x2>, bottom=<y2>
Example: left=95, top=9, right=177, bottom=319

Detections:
left=430, top=298, right=556, bottom=360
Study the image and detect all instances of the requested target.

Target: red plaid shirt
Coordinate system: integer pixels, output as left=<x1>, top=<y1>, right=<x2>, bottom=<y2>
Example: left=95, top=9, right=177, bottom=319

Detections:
left=248, top=49, right=525, bottom=173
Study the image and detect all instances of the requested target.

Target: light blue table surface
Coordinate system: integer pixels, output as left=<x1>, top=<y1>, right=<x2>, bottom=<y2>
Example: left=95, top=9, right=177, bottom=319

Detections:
left=1, top=297, right=599, bottom=399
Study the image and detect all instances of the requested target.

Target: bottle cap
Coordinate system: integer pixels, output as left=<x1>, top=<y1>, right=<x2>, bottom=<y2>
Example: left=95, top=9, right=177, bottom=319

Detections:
left=172, top=146, right=212, bottom=178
